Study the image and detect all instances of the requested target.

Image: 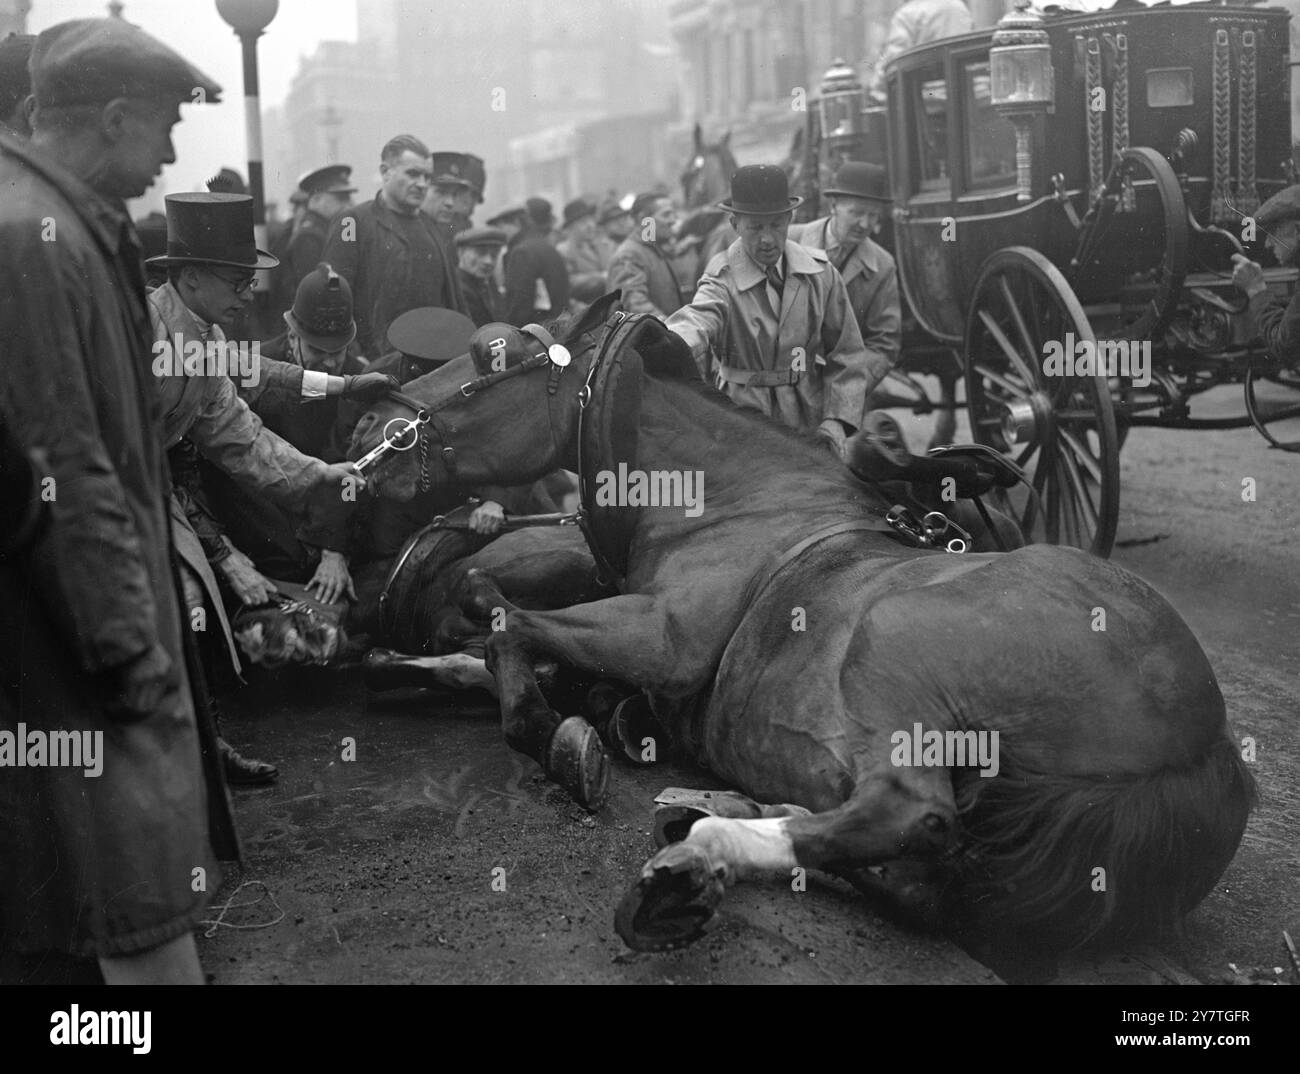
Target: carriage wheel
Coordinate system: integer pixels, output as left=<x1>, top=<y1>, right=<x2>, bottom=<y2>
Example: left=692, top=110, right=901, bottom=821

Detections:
left=964, top=247, right=1120, bottom=558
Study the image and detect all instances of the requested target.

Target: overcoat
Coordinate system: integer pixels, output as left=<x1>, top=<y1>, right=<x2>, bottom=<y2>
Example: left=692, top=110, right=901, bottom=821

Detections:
left=322, top=194, right=466, bottom=355
left=0, top=133, right=232, bottom=958
left=666, top=238, right=875, bottom=433
left=607, top=235, right=685, bottom=318
left=789, top=216, right=901, bottom=384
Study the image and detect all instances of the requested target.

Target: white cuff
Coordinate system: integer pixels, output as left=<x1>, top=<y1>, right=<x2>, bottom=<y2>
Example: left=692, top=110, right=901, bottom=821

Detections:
left=301, top=369, right=330, bottom=399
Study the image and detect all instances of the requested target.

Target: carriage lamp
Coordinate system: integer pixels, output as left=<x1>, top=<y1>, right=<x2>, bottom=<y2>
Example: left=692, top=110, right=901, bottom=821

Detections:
left=990, top=0, right=1054, bottom=203
left=817, top=59, right=866, bottom=153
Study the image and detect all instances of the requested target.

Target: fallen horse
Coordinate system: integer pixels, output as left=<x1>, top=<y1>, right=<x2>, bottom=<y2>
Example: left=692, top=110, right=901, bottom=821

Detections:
left=350, top=300, right=1255, bottom=952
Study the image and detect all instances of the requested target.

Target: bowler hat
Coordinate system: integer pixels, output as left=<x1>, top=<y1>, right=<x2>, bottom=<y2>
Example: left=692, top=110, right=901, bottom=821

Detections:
left=299, top=164, right=356, bottom=196
left=526, top=197, right=555, bottom=228
left=285, top=263, right=356, bottom=351
left=455, top=225, right=508, bottom=249
left=431, top=152, right=473, bottom=190
left=1257, top=184, right=1300, bottom=227
left=386, top=307, right=477, bottom=366
left=146, top=193, right=279, bottom=271
left=563, top=197, right=597, bottom=228
left=31, top=17, right=221, bottom=108
left=718, top=164, right=802, bottom=216
left=821, top=161, right=891, bottom=203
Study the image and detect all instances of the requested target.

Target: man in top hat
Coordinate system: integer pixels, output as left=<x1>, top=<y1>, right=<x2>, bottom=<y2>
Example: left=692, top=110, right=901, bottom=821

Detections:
left=608, top=191, right=687, bottom=318
left=790, top=161, right=901, bottom=415
left=1233, top=184, right=1300, bottom=365
left=426, top=150, right=479, bottom=235
left=0, top=16, right=229, bottom=986
left=287, top=164, right=356, bottom=296
left=0, top=33, right=34, bottom=138
left=666, top=164, right=874, bottom=455
left=146, top=192, right=377, bottom=781
left=557, top=196, right=614, bottom=305
left=323, top=133, right=468, bottom=356
left=456, top=226, right=509, bottom=327
left=504, top=197, right=571, bottom=326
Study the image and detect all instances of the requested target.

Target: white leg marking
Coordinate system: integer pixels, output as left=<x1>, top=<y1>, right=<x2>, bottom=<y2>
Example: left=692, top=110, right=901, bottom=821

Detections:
left=684, top=816, right=798, bottom=884
left=408, top=653, right=497, bottom=695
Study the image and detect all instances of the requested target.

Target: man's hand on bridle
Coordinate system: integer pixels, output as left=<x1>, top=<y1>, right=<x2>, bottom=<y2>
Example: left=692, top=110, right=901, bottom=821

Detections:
left=342, top=372, right=401, bottom=399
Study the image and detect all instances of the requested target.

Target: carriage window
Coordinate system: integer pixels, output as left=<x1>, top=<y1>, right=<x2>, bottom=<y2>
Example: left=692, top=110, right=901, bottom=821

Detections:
left=911, top=68, right=949, bottom=193
left=962, top=61, right=1017, bottom=188
left=1147, top=68, right=1193, bottom=108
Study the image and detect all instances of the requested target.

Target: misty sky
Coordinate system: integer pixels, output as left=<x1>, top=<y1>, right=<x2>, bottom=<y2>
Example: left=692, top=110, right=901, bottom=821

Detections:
left=28, top=0, right=359, bottom=208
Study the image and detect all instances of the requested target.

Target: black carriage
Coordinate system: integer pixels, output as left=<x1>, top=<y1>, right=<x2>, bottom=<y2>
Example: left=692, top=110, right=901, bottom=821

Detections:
left=800, top=0, right=1300, bottom=557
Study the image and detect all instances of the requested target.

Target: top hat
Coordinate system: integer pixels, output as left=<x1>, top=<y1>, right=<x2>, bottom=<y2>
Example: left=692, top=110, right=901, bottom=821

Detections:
left=146, top=193, right=279, bottom=271
left=563, top=197, right=597, bottom=228
left=299, top=164, right=356, bottom=197
left=821, top=161, right=891, bottom=203
left=718, top=164, right=802, bottom=216
left=386, top=307, right=477, bottom=366
left=431, top=152, right=473, bottom=190
left=284, top=263, right=356, bottom=351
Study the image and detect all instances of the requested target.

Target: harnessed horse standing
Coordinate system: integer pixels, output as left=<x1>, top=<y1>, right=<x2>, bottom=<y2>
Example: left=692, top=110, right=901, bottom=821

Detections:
left=350, top=297, right=1254, bottom=953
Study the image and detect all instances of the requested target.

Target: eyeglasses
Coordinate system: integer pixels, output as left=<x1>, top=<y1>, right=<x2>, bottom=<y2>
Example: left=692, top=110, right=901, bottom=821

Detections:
left=206, top=269, right=257, bottom=295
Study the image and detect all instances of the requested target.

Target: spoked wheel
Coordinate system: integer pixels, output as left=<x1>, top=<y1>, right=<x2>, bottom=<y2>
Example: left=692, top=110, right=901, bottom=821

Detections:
left=964, top=247, right=1121, bottom=558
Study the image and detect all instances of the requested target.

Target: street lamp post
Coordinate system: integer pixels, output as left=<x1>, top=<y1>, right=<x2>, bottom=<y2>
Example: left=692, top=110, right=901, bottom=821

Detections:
left=215, top=0, right=279, bottom=301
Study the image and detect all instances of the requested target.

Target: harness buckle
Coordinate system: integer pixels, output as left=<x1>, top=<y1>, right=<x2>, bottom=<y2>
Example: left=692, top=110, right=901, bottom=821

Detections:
left=459, top=382, right=475, bottom=398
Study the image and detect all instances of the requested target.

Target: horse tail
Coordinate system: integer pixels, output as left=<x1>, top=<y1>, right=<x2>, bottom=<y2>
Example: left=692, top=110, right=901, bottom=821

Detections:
left=949, top=734, right=1256, bottom=949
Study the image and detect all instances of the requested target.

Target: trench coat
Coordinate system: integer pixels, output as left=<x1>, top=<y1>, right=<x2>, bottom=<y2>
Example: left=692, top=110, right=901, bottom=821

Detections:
left=322, top=194, right=467, bottom=356
left=607, top=235, right=686, bottom=318
left=0, top=133, right=232, bottom=958
left=151, top=282, right=335, bottom=675
left=789, top=216, right=901, bottom=384
left=665, top=238, right=876, bottom=434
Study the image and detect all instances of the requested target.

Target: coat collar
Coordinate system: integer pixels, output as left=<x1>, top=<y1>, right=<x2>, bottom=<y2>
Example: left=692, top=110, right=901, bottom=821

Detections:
left=0, top=130, right=134, bottom=257
left=803, top=216, right=885, bottom=282
left=149, top=281, right=225, bottom=343
left=727, top=238, right=824, bottom=292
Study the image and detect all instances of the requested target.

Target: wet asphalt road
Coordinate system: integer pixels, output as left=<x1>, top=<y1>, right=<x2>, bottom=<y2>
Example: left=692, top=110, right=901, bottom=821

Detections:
left=201, top=386, right=1299, bottom=986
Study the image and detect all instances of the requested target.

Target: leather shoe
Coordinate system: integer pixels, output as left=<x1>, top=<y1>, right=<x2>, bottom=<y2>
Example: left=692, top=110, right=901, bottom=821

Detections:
left=219, top=737, right=278, bottom=785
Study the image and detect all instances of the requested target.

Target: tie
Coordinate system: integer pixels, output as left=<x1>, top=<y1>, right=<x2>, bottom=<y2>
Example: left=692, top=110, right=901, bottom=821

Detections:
left=765, top=265, right=784, bottom=309
left=831, top=245, right=853, bottom=274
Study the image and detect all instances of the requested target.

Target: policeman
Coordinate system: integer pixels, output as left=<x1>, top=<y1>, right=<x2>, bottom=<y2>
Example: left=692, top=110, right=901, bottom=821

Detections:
left=287, top=164, right=356, bottom=296
left=1232, top=184, right=1300, bottom=364
left=427, top=151, right=478, bottom=234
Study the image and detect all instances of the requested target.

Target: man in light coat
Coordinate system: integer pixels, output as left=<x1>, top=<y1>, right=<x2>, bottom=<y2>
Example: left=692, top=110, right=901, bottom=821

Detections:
left=868, top=0, right=973, bottom=102
left=666, top=165, right=880, bottom=457
left=789, top=161, right=901, bottom=414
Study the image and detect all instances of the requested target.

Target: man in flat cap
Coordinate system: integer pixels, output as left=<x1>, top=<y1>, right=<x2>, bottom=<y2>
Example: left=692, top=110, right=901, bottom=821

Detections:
left=557, top=197, right=614, bottom=307
left=287, top=164, right=356, bottom=296
left=0, top=33, right=34, bottom=138
left=457, top=226, right=509, bottom=327
left=667, top=165, right=875, bottom=456
left=607, top=191, right=687, bottom=319
left=1233, top=185, right=1300, bottom=365
left=324, top=133, right=468, bottom=356
left=0, top=17, right=227, bottom=985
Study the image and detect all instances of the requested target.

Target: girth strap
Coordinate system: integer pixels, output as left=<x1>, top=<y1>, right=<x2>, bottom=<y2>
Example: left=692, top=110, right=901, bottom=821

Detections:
left=743, top=517, right=896, bottom=615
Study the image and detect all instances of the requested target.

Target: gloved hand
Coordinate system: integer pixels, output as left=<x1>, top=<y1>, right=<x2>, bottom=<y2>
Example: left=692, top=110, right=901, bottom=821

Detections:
left=103, top=643, right=175, bottom=723
left=341, top=372, right=401, bottom=399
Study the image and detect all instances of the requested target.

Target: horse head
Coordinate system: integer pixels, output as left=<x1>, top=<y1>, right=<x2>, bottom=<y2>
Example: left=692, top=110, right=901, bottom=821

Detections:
left=349, top=295, right=625, bottom=503
left=681, top=124, right=736, bottom=211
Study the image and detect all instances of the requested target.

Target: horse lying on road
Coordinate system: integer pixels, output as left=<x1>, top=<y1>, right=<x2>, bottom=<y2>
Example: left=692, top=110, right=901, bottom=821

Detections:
left=349, top=300, right=1254, bottom=952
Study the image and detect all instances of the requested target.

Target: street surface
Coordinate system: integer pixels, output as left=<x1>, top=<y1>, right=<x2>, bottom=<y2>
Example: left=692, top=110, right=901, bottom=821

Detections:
left=202, top=385, right=1299, bottom=985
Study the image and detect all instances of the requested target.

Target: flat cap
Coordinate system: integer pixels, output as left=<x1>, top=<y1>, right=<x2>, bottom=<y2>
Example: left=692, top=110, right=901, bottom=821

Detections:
left=31, top=18, right=222, bottom=109
left=486, top=204, right=527, bottom=227
left=299, top=164, right=356, bottom=196
left=455, top=225, right=508, bottom=248
left=1256, top=185, right=1300, bottom=227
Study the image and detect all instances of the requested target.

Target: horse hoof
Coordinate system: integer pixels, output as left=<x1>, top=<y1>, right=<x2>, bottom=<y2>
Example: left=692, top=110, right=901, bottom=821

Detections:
left=545, top=716, right=609, bottom=811
left=614, top=842, right=726, bottom=952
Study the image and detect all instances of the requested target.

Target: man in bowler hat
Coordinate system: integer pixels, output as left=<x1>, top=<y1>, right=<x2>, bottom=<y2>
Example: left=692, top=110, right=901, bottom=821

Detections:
left=667, top=165, right=875, bottom=457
